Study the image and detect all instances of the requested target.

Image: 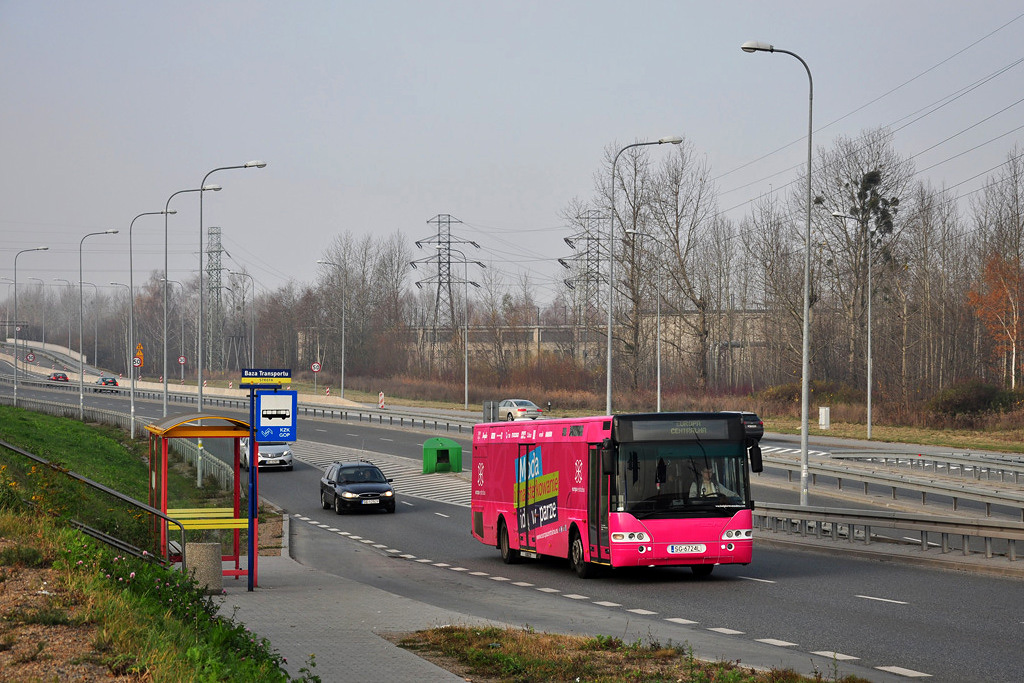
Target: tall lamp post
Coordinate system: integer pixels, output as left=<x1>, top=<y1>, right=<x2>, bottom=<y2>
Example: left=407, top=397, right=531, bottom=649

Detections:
left=742, top=40, right=814, bottom=505
left=316, top=260, right=347, bottom=398
left=164, top=185, right=220, bottom=416
left=13, top=246, right=49, bottom=407
left=607, top=136, right=683, bottom=414
left=80, top=231, right=118, bottom=420
left=162, top=279, right=187, bottom=384
left=53, top=278, right=72, bottom=353
left=128, top=211, right=174, bottom=438
left=198, top=161, right=266, bottom=412
left=27, top=277, right=45, bottom=349
left=109, top=282, right=132, bottom=379
left=81, top=282, right=99, bottom=370
left=833, top=211, right=873, bottom=439
left=228, top=271, right=256, bottom=367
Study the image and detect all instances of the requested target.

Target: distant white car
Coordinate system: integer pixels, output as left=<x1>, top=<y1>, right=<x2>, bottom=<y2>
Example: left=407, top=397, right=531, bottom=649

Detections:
left=497, top=399, right=543, bottom=421
left=239, top=438, right=293, bottom=471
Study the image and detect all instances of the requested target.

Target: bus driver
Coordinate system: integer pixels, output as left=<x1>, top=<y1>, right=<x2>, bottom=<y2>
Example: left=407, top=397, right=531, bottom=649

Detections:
left=689, top=464, right=736, bottom=498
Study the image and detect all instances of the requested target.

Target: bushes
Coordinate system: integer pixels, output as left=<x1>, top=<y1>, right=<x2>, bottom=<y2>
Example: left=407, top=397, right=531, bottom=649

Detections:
left=925, top=380, right=1020, bottom=416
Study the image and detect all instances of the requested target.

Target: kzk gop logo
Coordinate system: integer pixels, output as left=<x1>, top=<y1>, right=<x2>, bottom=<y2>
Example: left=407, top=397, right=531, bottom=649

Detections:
left=477, top=462, right=485, bottom=487
left=574, top=459, right=584, bottom=484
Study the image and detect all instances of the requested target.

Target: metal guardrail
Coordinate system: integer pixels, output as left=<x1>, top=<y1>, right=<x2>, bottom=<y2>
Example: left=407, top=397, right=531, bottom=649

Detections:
left=829, top=450, right=1024, bottom=482
left=5, top=375, right=478, bottom=434
left=763, top=453, right=1024, bottom=520
left=754, top=502, right=1023, bottom=562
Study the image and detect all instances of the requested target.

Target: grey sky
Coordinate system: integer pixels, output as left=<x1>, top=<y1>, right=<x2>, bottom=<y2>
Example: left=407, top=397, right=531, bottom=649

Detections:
left=2, top=1, right=1022, bottom=305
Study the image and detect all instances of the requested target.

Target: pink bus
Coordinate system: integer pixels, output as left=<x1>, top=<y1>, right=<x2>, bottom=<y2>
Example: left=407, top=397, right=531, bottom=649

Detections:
left=471, top=412, right=763, bottom=578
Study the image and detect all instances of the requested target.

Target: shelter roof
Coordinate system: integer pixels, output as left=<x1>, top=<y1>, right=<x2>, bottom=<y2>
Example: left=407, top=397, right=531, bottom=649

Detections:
left=144, top=412, right=250, bottom=439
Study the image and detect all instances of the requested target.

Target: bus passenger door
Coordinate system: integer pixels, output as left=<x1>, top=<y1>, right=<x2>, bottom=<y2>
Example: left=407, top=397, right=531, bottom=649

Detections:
left=516, top=443, right=536, bottom=552
left=587, top=445, right=610, bottom=562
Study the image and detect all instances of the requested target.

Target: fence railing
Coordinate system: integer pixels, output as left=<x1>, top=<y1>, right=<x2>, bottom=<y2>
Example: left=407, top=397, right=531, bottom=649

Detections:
left=763, top=453, right=1024, bottom=520
left=754, top=502, right=1023, bottom=562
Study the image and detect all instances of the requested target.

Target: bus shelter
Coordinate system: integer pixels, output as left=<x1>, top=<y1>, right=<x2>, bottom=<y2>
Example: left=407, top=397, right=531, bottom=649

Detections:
left=144, top=413, right=257, bottom=583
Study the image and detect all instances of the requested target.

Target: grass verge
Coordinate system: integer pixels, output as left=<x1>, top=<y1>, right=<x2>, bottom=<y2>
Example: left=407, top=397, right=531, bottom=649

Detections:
left=393, top=625, right=871, bottom=683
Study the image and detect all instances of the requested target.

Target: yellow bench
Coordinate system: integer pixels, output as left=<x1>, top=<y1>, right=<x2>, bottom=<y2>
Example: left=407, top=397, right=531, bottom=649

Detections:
left=167, top=507, right=249, bottom=530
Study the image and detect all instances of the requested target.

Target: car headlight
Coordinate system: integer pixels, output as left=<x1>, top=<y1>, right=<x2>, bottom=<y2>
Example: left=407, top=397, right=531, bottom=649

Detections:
left=340, top=491, right=359, bottom=499
left=382, top=490, right=394, bottom=497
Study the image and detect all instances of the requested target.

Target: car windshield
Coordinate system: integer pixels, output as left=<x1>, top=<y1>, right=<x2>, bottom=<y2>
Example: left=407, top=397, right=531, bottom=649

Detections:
left=338, top=467, right=385, bottom=483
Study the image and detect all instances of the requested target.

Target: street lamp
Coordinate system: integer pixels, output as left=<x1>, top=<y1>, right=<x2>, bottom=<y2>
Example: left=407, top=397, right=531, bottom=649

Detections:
left=128, top=211, right=174, bottom=438
left=54, top=278, right=73, bottom=354
left=162, top=279, right=186, bottom=383
left=198, top=161, right=266, bottom=412
left=27, top=277, right=45, bottom=349
left=13, top=246, right=48, bottom=406
left=81, top=283, right=98, bottom=370
left=833, top=211, right=873, bottom=439
left=164, top=185, right=220, bottom=416
left=316, top=259, right=347, bottom=398
left=110, top=282, right=131, bottom=378
left=80, top=231, right=117, bottom=420
left=742, top=40, right=814, bottom=505
left=228, top=271, right=256, bottom=367
left=607, top=136, right=683, bottom=414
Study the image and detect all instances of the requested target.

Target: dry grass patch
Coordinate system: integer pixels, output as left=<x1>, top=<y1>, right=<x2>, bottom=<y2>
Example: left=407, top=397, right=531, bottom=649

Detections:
left=389, top=625, right=870, bottom=683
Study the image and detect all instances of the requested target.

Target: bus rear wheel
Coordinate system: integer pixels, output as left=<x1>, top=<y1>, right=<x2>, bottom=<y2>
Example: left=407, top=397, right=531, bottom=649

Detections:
left=499, top=521, right=520, bottom=564
left=569, top=531, right=594, bottom=578
left=690, top=564, right=714, bottom=578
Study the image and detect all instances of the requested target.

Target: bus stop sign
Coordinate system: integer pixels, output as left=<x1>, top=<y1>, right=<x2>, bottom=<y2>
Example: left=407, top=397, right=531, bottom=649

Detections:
left=255, top=390, right=297, bottom=442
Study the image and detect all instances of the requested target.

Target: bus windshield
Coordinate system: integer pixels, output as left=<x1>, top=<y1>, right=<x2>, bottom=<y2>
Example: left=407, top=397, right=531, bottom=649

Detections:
left=614, top=441, right=749, bottom=518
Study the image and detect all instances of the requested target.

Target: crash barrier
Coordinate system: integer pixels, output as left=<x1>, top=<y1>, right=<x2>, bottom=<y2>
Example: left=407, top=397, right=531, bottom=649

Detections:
left=754, top=502, right=1024, bottom=562
left=828, top=450, right=1024, bottom=484
left=763, top=453, right=1024, bottom=521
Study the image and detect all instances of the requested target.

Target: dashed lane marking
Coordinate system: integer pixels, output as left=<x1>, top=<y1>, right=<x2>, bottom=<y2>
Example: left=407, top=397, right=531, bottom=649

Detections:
left=876, top=666, right=931, bottom=678
left=757, top=639, right=798, bottom=647
left=856, top=595, right=908, bottom=605
left=665, top=618, right=698, bottom=625
left=812, top=651, right=858, bottom=661
left=707, top=627, right=744, bottom=635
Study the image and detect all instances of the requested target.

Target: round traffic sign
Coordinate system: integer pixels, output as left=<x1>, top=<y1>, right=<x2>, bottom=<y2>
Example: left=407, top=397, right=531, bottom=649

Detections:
left=25, top=353, right=35, bottom=362
left=178, top=355, right=187, bottom=365
left=311, top=362, right=322, bottom=373
left=132, top=357, right=142, bottom=367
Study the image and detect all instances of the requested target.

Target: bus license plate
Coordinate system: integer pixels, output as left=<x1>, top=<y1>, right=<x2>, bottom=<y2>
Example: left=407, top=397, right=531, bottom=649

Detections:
left=667, top=544, right=705, bottom=554
left=362, top=499, right=379, bottom=505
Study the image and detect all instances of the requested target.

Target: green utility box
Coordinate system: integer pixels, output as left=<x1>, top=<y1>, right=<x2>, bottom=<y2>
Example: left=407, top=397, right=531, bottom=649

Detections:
left=423, top=437, right=463, bottom=473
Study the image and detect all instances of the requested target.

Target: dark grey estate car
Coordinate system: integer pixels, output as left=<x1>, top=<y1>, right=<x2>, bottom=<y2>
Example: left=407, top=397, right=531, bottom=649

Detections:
left=722, top=411, right=764, bottom=442
left=319, top=462, right=396, bottom=514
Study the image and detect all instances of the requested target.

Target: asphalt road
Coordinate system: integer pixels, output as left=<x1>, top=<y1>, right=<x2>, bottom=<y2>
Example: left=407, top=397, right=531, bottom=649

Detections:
left=4, top=372, right=1023, bottom=681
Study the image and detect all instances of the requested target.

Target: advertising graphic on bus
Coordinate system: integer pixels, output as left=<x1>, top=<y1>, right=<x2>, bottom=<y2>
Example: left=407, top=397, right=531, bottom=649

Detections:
left=471, top=412, right=763, bottom=578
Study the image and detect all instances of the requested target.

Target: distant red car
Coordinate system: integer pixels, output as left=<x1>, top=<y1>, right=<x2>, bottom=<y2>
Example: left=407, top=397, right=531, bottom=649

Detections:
left=48, top=372, right=69, bottom=382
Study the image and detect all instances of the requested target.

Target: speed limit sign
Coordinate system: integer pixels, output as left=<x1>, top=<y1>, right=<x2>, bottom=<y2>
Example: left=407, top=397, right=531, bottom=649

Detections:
left=132, top=357, right=142, bottom=368
left=25, top=353, right=35, bottom=362
left=178, top=356, right=187, bottom=365
left=311, top=362, right=322, bottom=373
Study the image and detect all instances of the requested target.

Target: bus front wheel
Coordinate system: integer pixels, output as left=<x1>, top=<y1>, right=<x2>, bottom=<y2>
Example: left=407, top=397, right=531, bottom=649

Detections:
left=569, top=531, right=594, bottom=578
left=499, top=521, right=521, bottom=564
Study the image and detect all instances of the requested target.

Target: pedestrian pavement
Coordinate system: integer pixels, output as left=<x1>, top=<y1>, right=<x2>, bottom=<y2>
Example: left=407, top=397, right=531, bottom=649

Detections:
left=216, top=514, right=477, bottom=681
